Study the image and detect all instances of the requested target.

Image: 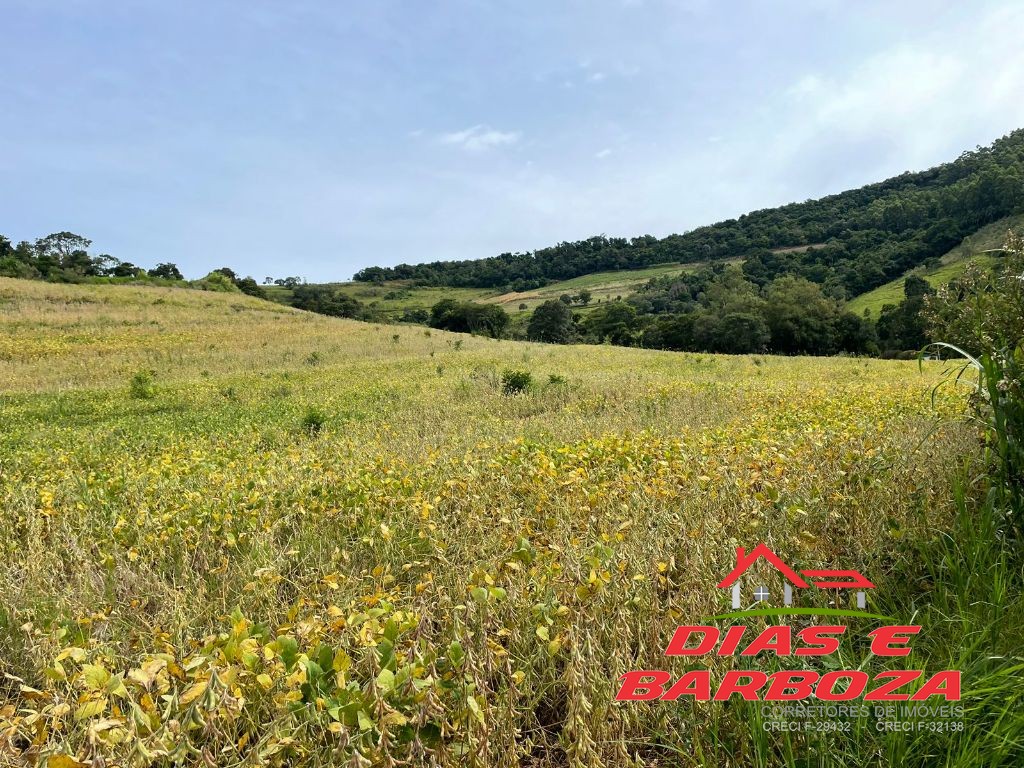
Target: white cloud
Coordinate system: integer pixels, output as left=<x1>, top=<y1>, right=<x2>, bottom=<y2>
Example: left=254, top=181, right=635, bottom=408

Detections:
left=766, top=3, right=1024, bottom=175
left=595, top=148, right=612, bottom=159
left=439, top=124, right=521, bottom=152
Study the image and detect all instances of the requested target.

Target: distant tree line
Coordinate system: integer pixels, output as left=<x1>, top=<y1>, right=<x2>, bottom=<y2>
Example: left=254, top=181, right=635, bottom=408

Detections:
left=626, top=263, right=926, bottom=355
left=0, top=230, right=277, bottom=301
left=353, top=130, right=1024, bottom=300
left=406, top=256, right=999, bottom=357
left=0, top=231, right=173, bottom=282
left=518, top=266, right=877, bottom=355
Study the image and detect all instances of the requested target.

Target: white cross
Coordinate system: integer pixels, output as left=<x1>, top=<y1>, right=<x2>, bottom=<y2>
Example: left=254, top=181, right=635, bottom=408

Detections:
left=754, top=585, right=769, bottom=602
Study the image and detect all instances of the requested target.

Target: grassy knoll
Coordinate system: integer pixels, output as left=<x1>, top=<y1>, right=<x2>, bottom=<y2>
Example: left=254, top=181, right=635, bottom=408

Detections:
left=1, top=278, right=1014, bottom=766
left=264, top=282, right=496, bottom=319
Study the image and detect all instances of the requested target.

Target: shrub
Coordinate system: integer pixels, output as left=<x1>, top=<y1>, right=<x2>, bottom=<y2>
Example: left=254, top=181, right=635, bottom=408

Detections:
left=191, top=271, right=240, bottom=293
left=290, top=285, right=365, bottom=318
left=129, top=369, right=156, bottom=399
left=501, top=368, right=532, bottom=395
left=301, top=406, right=327, bottom=435
left=925, top=232, right=1024, bottom=534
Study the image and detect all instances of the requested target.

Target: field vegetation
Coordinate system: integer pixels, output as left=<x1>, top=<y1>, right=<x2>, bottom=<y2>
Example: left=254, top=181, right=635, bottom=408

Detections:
left=3, top=271, right=1021, bottom=766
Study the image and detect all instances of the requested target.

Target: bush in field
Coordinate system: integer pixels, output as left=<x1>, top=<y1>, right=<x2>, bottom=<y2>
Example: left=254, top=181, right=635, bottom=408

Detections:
left=582, top=302, right=640, bottom=345
left=290, top=285, right=365, bottom=319
left=191, top=271, right=240, bottom=292
left=301, top=406, right=327, bottom=435
left=924, top=232, right=1024, bottom=359
left=500, top=368, right=532, bottom=395
left=129, top=369, right=156, bottom=399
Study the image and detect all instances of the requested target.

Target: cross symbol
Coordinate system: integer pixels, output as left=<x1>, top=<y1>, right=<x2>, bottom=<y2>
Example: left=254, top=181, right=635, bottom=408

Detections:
left=754, top=585, right=769, bottom=602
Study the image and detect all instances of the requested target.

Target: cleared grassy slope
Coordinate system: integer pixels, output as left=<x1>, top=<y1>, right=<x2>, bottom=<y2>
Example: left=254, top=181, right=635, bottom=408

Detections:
left=263, top=261, right=706, bottom=318
left=483, top=260, right=722, bottom=311
left=847, top=213, right=1022, bottom=317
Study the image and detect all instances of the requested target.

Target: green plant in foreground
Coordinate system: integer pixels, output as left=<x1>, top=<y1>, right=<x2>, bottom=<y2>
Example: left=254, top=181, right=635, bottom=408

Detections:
left=128, top=368, right=156, bottom=399
left=924, top=232, right=1024, bottom=535
left=928, top=344, right=1024, bottom=537
left=500, top=368, right=532, bottom=395
left=301, top=405, right=327, bottom=435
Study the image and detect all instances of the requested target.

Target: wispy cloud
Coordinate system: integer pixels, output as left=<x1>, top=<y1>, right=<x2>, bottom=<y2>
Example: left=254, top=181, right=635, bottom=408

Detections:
left=439, top=125, right=521, bottom=152
left=595, top=148, right=612, bottom=159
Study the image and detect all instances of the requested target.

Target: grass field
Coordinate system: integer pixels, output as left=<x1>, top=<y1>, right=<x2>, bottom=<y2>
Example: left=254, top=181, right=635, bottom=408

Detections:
left=846, top=255, right=1002, bottom=317
left=483, top=262, right=711, bottom=312
left=2, top=278, right=1015, bottom=766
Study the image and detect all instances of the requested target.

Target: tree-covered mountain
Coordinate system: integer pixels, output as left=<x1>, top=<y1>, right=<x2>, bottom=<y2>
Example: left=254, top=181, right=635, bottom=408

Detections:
left=354, top=130, right=1024, bottom=300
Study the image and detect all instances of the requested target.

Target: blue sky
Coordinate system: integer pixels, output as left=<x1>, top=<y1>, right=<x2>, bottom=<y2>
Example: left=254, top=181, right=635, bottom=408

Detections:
left=3, top=1, right=1023, bottom=281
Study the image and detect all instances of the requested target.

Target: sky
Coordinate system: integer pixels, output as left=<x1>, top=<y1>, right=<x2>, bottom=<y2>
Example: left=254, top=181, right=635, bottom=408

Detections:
left=2, top=0, right=1024, bottom=281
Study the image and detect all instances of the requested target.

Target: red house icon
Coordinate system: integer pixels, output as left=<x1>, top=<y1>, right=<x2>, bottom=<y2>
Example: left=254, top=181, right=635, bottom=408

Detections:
left=717, top=544, right=875, bottom=609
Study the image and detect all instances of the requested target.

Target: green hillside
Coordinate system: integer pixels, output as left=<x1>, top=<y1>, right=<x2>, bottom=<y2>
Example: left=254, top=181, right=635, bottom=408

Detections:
left=353, top=130, right=1024, bottom=301
left=847, top=213, right=1022, bottom=317
left=266, top=261, right=711, bottom=318
left=480, top=260, right=717, bottom=312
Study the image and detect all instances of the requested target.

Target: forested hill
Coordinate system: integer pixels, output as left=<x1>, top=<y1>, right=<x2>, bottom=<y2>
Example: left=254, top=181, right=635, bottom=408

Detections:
left=354, top=130, right=1024, bottom=299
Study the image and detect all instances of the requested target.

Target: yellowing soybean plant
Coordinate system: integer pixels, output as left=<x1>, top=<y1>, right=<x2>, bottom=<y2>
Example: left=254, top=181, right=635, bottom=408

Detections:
left=1, top=278, right=974, bottom=766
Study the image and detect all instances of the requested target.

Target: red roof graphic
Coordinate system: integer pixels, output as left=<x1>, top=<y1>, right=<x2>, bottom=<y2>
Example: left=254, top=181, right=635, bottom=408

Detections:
left=717, top=545, right=876, bottom=590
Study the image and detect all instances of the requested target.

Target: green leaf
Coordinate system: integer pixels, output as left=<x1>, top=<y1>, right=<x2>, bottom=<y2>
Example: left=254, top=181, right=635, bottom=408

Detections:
left=74, top=698, right=107, bottom=720
left=276, top=636, right=299, bottom=671
left=81, top=664, right=110, bottom=690
left=315, top=645, right=334, bottom=674
left=448, top=641, right=465, bottom=667
left=357, top=709, right=375, bottom=731
left=376, top=668, right=395, bottom=693
left=466, top=694, right=485, bottom=724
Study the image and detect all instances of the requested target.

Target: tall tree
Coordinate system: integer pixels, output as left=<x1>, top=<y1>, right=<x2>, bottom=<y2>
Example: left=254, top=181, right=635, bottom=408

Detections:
left=527, top=300, right=576, bottom=344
